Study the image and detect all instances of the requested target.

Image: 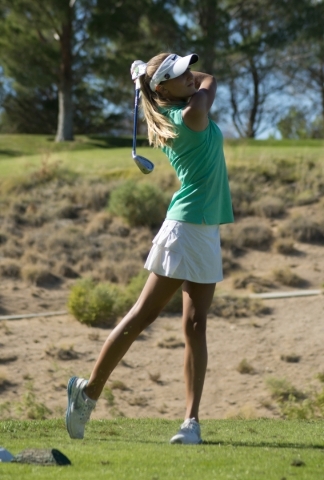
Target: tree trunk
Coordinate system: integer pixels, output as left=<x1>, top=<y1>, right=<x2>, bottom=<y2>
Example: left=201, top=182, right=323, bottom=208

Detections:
left=246, top=60, right=259, bottom=138
left=198, top=0, right=219, bottom=74
left=55, top=11, right=74, bottom=142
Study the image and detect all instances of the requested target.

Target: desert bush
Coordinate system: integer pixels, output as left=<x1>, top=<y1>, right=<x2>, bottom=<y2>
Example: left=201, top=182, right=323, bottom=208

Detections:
left=220, top=224, right=243, bottom=254
left=233, top=274, right=274, bottom=293
left=274, top=238, right=296, bottom=255
left=265, top=376, right=324, bottom=419
left=229, top=181, right=253, bottom=217
left=1, top=239, right=23, bottom=259
left=21, top=265, right=61, bottom=287
left=85, top=212, right=113, bottom=235
left=46, top=227, right=84, bottom=252
left=108, top=218, right=130, bottom=238
left=222, top=251, right=239, bottom=275
left=60, top=181, right=111, bottom=211
left=295, top=189, right=319, bottom=206
left=1, top=160, right=75, bottom=194
left=236, top=220, right=273, bottom=250
left=280, top=353, right=301, bottom=363
left=108, top=181, right=168, bottom=228
left=121, top=269, right=183, bottom=314
left=123, top=269, right=148, bottom=300
left=221, top=221, right=273, bottom=252
left=265, top=377, right=306, bottom=403
left=113, top=260, right=143, bottom=284
left=280, top=216, right=324, bottom=243
left=0, top=231, right=7, bottom=245
left=272, top=267, right=306, bottom=287
left=56, top=201, right=80, bottom=220
left=0, top=259, right=21, bottom=279
left=236, top=358, right=255, bottom=374
left=56, top=263, right=80, bottom=279
left=210, top=295, right=271, bottom=318
left=21, top=249, right=51, bottom=266
left=157, top=336, right=185, bottom=349
left=163, top=287, right=183, bottom=313
left=68, top=278, right=122, bottom=327
left=250, top=196, right=285, bottom=218
left=16, top=381, right=51, bottom=420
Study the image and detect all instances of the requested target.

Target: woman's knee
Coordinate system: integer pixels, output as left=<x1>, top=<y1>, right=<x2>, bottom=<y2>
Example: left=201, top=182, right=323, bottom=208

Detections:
left=124, top=303, right=160, bottom=334
left=183, top=314, right=207, bottom=340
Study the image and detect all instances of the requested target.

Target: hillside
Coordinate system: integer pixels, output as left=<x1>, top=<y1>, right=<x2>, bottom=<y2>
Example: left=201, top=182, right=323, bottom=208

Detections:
left=0, top=135, right=323, bottom=421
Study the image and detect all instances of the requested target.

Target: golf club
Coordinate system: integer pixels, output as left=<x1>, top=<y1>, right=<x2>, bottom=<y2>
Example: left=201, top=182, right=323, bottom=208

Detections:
left=132, top=78, right=154, bottom=174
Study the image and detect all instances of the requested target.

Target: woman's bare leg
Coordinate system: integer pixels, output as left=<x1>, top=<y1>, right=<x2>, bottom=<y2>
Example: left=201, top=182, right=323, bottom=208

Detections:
left=84, top=273, right=183, bottom=400
left=181, top=281, right=216, bottom=422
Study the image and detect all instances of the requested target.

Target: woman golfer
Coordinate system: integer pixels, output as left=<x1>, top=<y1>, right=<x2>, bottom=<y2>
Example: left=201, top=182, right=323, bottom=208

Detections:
left=66, top=52, right=234, bottom=444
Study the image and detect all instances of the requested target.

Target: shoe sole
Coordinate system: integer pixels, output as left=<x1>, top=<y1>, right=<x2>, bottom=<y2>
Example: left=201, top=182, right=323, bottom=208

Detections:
left=66, top=376, right=81, bottom=439
left=170, top=437, right=202, bottom=445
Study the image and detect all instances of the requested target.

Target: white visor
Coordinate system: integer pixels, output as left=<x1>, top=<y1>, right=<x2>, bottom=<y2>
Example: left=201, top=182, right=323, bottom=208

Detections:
left=149, top=53, right=198, bottom=92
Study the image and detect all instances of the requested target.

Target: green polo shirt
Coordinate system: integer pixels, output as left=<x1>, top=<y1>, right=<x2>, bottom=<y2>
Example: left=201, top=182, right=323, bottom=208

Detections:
left=161, top=106, right=234, bottom=225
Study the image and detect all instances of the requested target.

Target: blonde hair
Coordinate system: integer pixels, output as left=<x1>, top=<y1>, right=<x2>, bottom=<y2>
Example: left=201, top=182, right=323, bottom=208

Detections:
left=139, top=53, right=179, bottom=148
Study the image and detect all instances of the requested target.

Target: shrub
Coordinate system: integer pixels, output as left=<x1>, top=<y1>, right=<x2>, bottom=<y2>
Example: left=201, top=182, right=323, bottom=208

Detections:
left=0, top=232, right=7, bottom=245
left=250, top=196, right=285, bottom=218
left=122, top=270, right=149, bottom=311
left=265, top=376, right=324, bottom=419
left=295, top=189, right=319, bottom=206
left=85, top=212, right=113, bottom=235
left=233, top=274, right=274, bottom=293
left=21, top=265, right=60, bottom=287
left=229, top=181, right=253, bottom=217
left=210, top=295, right=271, bottom=318
left=221, top=220, right=273, bottom=252
left=0, top=259, right=21, bottom=279
left=68, top=278, right=122, bottom=327
left=222, top=251, right=239, bottom=275
left=272, top=267, right=306, bottom=288
left=265, top=377, right=306, bottom=402
left=121, top=269, right=183, bottom=314
left=236, top=220, right=273, bottom=250
left=237, top=359, right=255, bottom=374
left=163, top=287, right=183, bottom=313
left=280, top=216, right=324, bottom=243
left=274, top=238, right=296, bottom=255
left=108, top=181, right=168, bottom=228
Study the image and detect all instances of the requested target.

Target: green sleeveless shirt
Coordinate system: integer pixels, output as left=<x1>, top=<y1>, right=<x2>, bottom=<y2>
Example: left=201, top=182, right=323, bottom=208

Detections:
left=161, top=105, right=234, bottom=225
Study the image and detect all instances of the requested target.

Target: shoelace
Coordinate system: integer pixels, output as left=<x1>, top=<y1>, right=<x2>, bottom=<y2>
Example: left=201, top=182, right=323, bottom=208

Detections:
left=182, top=420, right=199, bottom=432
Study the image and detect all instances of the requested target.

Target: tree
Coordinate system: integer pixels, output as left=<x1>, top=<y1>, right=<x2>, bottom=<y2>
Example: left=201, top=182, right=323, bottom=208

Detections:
left=277, top=107, right=324, bottom=139
left=279, top=0, right=324, bottom=131
left=0, top=0, right=184, bottom=139
left=216, top=0, right=290, bottom=138
left=176, top=0, right=291, bottom=138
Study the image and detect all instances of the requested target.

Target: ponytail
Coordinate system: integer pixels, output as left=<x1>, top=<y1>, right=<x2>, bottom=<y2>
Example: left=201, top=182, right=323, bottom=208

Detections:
left=139, top=53, right=178, bottom=148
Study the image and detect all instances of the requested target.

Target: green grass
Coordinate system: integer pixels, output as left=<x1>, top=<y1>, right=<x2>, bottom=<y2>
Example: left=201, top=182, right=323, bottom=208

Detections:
left=0, top=135, right=323, bottom=179
left=0, top=419, right=324, bottom=479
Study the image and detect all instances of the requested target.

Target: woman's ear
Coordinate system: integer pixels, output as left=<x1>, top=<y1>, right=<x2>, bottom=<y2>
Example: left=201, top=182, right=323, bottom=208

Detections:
left=156, top=84, right=168, bottom=95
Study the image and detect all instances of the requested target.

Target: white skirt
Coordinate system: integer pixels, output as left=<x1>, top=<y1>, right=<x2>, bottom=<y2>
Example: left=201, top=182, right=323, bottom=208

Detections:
left=144, top=220, right=223, bottom=283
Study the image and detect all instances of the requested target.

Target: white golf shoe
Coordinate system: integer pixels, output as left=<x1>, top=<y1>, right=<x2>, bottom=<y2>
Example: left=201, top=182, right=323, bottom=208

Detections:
left=170, top=418, right=202, bottom=444
left=66, top=376, right=96, bottom=439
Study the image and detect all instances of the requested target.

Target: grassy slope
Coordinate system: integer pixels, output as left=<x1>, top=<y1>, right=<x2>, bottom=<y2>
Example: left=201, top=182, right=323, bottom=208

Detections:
left=1, top=419, right=324, bottom=479
left=0, top=135, right=323, bottom=179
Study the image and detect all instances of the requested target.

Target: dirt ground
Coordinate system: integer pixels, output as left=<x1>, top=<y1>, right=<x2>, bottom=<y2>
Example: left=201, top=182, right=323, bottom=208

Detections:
left=0, top=238, right=323, bottom=422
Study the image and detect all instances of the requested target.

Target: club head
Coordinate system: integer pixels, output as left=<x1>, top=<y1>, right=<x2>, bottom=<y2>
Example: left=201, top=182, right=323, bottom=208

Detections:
left=132, top=153, right=154, bottom=174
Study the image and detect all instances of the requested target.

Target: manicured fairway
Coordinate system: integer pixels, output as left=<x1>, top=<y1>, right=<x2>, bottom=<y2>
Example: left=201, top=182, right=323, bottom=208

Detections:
left=1, top=419, right=323, bottom=479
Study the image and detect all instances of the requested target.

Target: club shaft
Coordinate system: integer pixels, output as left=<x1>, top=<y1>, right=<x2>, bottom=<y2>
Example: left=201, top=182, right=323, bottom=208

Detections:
left=132, top=88, right=140, bottom=156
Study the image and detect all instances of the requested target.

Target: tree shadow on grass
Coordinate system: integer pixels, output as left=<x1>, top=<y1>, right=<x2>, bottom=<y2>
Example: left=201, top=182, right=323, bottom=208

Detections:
left=0, top=149, right=23, bottom=158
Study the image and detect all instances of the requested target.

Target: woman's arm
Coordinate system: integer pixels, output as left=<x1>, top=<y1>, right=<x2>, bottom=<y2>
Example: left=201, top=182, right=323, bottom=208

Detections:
left=183, top=72, right=217, bottom=131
